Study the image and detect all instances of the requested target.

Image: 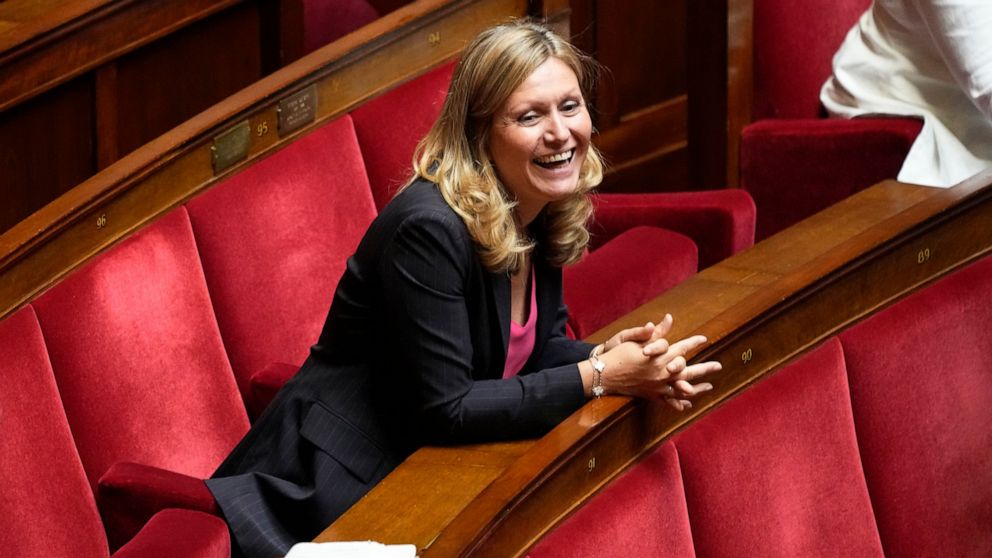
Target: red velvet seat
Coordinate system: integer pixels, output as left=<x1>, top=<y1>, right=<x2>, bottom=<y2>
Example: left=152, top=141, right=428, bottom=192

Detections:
left=0, top=306, right=231, bottom=557
left=31, top=208, right=249, bottom=549
left=840, top=255, right=992, bottom=557
left=563, top=226, right=697, bottom=339
left=187, top=115, right=378, bottom=417
left=675, top=338, right=883, bottom=556
left=529, top=442, right=695, bottom=558
left=740, top=0, right=921, bottom=240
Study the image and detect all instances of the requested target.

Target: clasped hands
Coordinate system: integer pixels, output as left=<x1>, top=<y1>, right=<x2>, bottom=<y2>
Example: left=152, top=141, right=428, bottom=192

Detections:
left=589, top=314, right=721, bottom=411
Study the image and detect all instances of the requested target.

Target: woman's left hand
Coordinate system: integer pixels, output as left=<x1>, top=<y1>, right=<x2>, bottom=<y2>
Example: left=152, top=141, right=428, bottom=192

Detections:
left=601, top=313, right=674, bottom=353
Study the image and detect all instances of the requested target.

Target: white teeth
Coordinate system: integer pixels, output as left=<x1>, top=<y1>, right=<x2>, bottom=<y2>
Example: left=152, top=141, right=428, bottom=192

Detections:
left=535, top=149, right=573, bottom=164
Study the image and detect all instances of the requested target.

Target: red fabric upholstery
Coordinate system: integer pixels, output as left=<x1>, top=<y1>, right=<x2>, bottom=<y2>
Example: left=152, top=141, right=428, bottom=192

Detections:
left=31, top=208, right=249, bottom=493
left=248, top=361, right=302, bottom=419
left=98, top=462, right=219, bottom=550
left=564, top=226, right=697, bottom=339
left=0, top=306, right=110, bottom=557
left=752, top=0, right=870, bottom=120
left=743, top=0, right=921, bottom=240
left=112, top=509, right=229, bottom=558
left=302, top=0, right=379, bottom=54
left=188, top=116, right=376, bottom=404
left=839, top=255, right=992, bottom=557
left=352, top=62, right=455, bottom=210
left=590, top=190, right=755, bottom=269
left=675, top=338, right=884, bottom=557
left=740, top=118, right=922, bottom=239
left=529, top=442, right=695, bottom=558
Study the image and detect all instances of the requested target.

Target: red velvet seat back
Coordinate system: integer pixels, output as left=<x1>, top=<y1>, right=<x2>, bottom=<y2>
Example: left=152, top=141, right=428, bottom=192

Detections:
left=187, top=116, right=377, bottom=398
left=529, top=442, right=695, bottom=557
left=302, top=0, right=380, bottom=54
left=564, top=226, right=696, bottom=339
left=675, top=338, right=883, bottom=556
left=32, top=208, right=249, bottom=489
left=0, top=306, right=110, bottom=557
left=840, top=255, right=992, bottom=557
left=753, top=0, right=869, bottom=119
left=351, top=62, right=455, bottom=210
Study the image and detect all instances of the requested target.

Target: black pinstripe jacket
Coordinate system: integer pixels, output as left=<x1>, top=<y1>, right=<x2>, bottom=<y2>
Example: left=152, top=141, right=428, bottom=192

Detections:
left=207, top=179, right=594, bottom=558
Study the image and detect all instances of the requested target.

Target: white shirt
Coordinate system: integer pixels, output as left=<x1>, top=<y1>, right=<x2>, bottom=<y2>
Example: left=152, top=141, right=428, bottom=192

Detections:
left=821, top=0, right=992, bottom=187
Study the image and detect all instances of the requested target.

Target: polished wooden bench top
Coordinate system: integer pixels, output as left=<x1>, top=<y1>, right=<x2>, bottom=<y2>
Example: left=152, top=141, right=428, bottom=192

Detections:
left=317, top=170, right=992, bottom=556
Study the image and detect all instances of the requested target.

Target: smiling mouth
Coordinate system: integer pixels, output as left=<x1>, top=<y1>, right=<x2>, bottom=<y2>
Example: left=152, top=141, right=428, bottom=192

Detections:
left=533, top=149, right=575, bottom=169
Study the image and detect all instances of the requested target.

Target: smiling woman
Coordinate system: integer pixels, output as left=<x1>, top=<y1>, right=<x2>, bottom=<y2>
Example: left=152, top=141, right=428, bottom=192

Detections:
left=490, top=56, right=593, bottom=225
left=205, top=20, right=720, bottom=558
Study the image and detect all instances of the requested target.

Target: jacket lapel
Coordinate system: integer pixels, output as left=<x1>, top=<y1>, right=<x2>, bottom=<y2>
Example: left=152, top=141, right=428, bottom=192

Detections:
left=491, top=271, right=511, bottom=366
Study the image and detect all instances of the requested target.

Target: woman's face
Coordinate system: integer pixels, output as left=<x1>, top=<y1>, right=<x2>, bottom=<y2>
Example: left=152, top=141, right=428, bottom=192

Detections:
left=488, top=57, right=592, bottom=224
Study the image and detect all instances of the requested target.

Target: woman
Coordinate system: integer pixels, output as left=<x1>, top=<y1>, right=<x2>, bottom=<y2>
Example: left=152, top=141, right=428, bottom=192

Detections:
left=207, top=20, right=720, bottom=558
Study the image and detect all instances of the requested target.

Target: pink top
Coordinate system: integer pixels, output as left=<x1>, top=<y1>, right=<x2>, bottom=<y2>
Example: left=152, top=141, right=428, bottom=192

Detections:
left=502, top=269, right=538, bottom=379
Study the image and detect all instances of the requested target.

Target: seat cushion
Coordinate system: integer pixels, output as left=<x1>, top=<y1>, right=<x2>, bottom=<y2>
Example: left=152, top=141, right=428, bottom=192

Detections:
left=187, top=115, right=377, bottom=401
left=564, top=226, right=697, bottom=339
left=32, top=208, right=248, bottom=488
left=674, top=338, right=884, bottom=557
left=840, top=254, right=992, bottom=557
left=0, top=306, right=110, bottom=557
left=740, top=117, right=920, bottom=239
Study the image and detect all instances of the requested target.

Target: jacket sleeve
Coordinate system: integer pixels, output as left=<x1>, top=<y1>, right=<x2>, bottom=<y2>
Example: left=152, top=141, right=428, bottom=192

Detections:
left=378, top=210, right=586, bottom=444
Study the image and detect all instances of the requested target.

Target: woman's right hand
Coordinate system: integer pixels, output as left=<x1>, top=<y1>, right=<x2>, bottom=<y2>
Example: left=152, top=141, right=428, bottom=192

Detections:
left=597, top=319, right=721, bottom=411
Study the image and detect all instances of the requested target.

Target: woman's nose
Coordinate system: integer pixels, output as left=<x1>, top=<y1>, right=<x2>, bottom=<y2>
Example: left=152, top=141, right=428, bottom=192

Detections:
left=544, top=112, right=569, bottom=143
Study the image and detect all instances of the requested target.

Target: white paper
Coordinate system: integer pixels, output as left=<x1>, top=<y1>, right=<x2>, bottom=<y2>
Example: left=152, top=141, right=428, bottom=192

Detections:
left=284, top=541, right=417, bottom=558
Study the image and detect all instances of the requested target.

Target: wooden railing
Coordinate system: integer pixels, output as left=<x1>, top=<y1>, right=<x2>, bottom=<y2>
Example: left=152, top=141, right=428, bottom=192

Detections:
left=316, top=169, right=992, bottom=556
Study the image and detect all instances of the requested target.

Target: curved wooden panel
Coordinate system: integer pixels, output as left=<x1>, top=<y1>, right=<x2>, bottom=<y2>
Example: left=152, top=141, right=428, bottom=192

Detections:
left=316, top=169, right=992, bottom=556
left=0, top=0, right=533, bottom=321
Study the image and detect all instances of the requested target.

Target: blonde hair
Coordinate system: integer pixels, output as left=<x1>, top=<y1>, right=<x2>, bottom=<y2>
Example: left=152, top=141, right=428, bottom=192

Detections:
left=411, top=20, right=603, bottom=274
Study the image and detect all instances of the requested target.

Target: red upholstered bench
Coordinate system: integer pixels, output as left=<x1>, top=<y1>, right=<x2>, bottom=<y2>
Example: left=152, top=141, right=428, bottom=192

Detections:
left=530, top=253, right=992, bottom=556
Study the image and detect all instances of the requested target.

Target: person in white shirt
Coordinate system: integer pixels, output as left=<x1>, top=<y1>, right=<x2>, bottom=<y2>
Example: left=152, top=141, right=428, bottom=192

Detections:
left=821, top=0, right=992, bottom=187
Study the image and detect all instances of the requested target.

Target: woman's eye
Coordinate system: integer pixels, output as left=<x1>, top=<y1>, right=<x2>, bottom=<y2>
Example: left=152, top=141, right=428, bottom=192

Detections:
left=518, top=112, right=539, bottom=124
left=561, top=101, right=581, bottom=114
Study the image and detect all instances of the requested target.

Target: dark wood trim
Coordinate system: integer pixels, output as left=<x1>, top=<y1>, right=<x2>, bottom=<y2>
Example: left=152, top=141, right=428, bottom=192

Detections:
left=316, top=170, right=992, bottom=556
left=0, top=0, right=244, bottom=112
left=93, top=62, right=119, bottom=169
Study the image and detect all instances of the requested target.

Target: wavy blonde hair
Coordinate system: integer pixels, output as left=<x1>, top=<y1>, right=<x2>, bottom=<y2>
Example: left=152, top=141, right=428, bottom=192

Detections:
left=410, top=19, right=603, bottom=274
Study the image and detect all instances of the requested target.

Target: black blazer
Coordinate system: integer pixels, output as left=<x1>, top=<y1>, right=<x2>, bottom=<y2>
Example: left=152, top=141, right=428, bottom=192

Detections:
left=207, top=179, right=594, bottom=558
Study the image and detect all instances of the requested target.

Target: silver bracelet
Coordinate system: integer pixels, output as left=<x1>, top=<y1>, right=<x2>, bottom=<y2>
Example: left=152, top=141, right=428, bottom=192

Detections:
left=590, top=345, right=605, bottom=398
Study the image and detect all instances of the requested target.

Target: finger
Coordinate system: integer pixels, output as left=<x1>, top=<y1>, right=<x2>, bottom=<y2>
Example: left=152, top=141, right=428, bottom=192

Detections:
left=664, top=396, right=683, bottom=411
left=664, top=398, right=692, bottom=411
left=666, top=356, right=686, bottom=374
left=620, top=322, right=655, bottom=344
left=642, top=337, right=670, bottom=356
left=673, top=380, right=713, bottom=396
left=666, top=335, right=709, bottom=359
left=669, top=361, right=722, bottom=382
left=653, top=314, right=673, bottom=339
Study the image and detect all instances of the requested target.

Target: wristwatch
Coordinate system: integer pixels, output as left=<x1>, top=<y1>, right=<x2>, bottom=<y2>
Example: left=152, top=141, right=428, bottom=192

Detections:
left=590, top=351, right=606, bottom=398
